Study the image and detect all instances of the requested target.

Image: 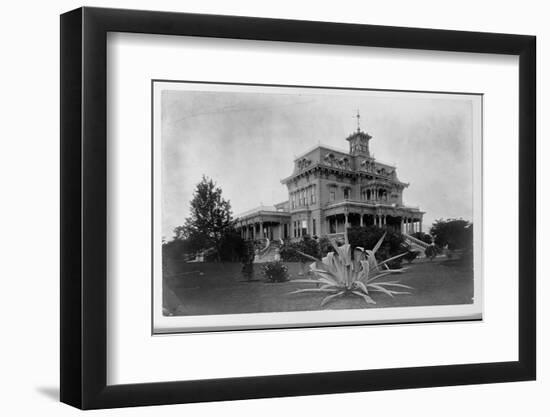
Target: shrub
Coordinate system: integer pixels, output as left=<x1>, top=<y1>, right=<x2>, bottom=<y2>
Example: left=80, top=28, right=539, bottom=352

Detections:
left=347, top=226, right=407, bottom=266
left=279, top=235, right=320, bottom=263
left=318, top=236, right=333, bottom=258
left=289, top=233, right=412, bottom=307
left=403, top=250, right=420, bottom=264
left=218, top=228, right=247, bottom=262
left=262, top=261, right=289, bottom=283
left=162, top=238, right=191, bottom=262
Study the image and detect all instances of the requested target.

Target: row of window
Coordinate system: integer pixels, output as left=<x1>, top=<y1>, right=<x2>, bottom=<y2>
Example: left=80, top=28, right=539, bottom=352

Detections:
left=329, top=187, right=350, bottom=202
left=292, top=186, right=396, bottom=207
left=360, top=188, right=390, bottom=201
left=292, top=219, right=317, bottom=237
left=290, top=186, right=317, bottom=209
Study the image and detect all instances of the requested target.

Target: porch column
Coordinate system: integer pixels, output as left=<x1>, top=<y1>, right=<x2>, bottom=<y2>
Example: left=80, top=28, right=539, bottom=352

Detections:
left=344, top=213, right=349, bottom=231
left=360, top=213, right=364, bottom=227
left=383, top=215, right=387, bottom=227
left=259, top=221, right=264, bottom=238
left=419, top=219, right=423, bottom=233
left=400, top=217, right=404, bottom=234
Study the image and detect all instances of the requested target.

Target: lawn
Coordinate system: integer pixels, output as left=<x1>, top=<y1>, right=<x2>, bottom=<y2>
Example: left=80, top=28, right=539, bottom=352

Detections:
left=163, top=257, right=474, bottom=316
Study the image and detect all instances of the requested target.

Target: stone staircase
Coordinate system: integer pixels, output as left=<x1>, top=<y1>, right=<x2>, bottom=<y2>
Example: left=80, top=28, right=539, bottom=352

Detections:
left=402, top=233, right=431, bottom=255
left=254, top=239, right=283, bottom=263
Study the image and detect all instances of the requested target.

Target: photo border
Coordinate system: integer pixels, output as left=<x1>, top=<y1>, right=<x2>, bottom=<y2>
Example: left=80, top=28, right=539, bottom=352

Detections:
left=60, top=6, right=536, bottom=409
left=151, top=79, right=483, bottom=335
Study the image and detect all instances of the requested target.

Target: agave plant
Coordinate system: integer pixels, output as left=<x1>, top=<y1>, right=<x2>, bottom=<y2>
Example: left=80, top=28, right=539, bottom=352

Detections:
left=289, top=233, right=413, bottom=307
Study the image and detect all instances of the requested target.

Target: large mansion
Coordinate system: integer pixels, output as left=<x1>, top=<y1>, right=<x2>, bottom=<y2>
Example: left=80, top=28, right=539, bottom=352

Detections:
left=235, top=115, right=424, bottom=241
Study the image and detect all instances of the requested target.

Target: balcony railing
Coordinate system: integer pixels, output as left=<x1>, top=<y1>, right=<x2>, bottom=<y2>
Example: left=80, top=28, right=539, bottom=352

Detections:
left=325, top=199, right=420, bottom=210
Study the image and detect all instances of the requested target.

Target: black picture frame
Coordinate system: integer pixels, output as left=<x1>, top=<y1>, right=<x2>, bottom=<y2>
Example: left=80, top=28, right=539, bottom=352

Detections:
left=60, top=6, right=536, bottom=410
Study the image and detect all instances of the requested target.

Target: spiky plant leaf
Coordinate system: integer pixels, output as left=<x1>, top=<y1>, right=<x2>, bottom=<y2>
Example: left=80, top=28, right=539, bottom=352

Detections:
left=374, top=282, right=414, bottom=289
left=357, top=260, right=370, bottom=283
left=352, top=280, right=369, bottom=294
left=290, top=279, right=325, bottom=284
left=351, top=291, right=376, bottom=305
left=377, top=252, right=409, bottom=268
left=372, top=232, right=386, bottom=254
left=368, top=284, right=397, bottom=297
left=289, top=288, right=340, bottom=295
left=320, top=291, right=345, bottom=306
left=366, top=271, right=393, bottom=283
left=293, top=249, right=321, bottom=263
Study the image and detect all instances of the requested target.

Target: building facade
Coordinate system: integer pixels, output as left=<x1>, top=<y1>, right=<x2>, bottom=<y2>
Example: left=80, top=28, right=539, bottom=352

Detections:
left=235, top=117, right=424, bottom=241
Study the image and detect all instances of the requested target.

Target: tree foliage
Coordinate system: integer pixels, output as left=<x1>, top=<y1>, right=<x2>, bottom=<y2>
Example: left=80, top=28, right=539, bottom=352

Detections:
left=170, top=176, right=239, bottom=261
left=430, top=219, right=473, bottom=251
left=217, top=228, right=247, bottom=262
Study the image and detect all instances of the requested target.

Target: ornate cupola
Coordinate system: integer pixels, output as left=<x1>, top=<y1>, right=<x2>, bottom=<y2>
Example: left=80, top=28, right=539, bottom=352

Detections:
left=346, top=110, right=372, bottom=157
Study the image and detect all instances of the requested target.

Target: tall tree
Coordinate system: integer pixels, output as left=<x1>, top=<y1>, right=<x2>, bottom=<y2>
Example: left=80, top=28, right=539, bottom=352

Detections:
left=430, top=218, right=472, bottom=250
left=179, top=176, right=234, bottom=261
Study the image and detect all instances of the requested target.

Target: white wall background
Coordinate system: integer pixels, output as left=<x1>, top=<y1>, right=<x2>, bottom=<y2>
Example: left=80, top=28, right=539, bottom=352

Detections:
left=0, top=0, right=545, bottom=415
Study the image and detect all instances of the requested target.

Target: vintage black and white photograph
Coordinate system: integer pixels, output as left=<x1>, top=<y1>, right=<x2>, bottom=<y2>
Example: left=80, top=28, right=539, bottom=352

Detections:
left=153, top=81, right=482, bottom=333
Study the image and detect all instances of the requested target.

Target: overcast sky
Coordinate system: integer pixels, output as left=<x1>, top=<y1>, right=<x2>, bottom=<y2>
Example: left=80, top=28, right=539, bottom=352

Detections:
left=161, top=86, right=475, bottom=240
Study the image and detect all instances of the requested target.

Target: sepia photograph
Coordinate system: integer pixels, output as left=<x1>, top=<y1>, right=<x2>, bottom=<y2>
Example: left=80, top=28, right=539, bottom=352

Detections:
left=153, top=81, right=482, bottom=333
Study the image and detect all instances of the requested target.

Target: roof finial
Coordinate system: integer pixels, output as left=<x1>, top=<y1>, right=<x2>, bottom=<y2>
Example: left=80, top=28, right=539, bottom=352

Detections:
left=355, top=109, right=361, bottom=132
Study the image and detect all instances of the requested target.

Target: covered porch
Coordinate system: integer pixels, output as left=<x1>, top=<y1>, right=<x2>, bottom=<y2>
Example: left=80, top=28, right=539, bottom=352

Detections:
left=323, top=202, right=424, bottom=236
left=235, top=207, right=291, bottom=241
